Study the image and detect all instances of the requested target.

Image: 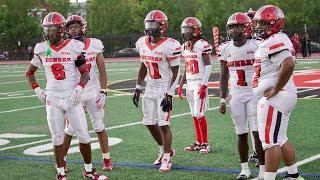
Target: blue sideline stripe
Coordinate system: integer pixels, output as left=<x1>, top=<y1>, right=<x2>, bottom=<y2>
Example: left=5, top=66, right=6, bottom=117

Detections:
left=1, top=155, right=319, bottom=178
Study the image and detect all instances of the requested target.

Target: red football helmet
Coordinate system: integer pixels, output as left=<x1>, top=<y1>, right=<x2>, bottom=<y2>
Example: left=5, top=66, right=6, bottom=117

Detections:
left=180, top=17, right=202, bottom=41
left=144, top=10, right=168, bottom=37
left=66, top=15, right=87, bottom=41
left=42, top=12, right=66, bottom=43
left=226, top=12, right=252, bottom=39
left=253, top=5, right=285, bottom=39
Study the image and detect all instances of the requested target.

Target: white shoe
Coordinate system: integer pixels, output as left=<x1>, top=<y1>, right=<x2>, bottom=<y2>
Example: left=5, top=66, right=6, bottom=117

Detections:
left=153, top=149, right=176, bottom=165
left=159, top=159, right=172, bottom=173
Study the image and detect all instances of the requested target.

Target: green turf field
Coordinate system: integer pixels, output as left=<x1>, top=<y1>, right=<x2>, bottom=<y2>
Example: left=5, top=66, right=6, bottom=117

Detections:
left=0, top=59, right=319, bottom=180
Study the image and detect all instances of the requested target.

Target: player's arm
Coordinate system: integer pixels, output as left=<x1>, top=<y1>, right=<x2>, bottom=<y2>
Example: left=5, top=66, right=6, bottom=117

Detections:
left=26, top=63, right=46, bottom=103
left=132, top=62, right=147, bottom=107
left=96, top=53, right=107, bottom=90
left=219, top=60, right=229, bottom=114
left=76, top=53, right=90, bottom=88
left=168, top=65, right=180, bottom=96
left=198, top=53, right=212, bottom=99
left=264, top=54, right=295, bottom=99
left=177, top=66, right=186, bottom=99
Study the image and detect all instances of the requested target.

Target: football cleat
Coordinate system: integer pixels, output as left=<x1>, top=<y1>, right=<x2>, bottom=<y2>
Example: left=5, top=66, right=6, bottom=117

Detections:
left=56, top=173, right=67, bottom=180
left=281, top=173, right=304, bottom=180
left=236, top=171, right=251, bottom=180
left=159, top=159, right=172, bottom=173
left=248, top=151, right=259, bottom=164
left=102, top=158, right=113, bottom=171
left=184, top=142, right=202, bottom=152
left=153, top=149, right=176, bottom=165
left=199, top=144, right=211, bottom=154
left=83, top=168, right=108, bottom=180
left=55, top=160, right=68, bottom=173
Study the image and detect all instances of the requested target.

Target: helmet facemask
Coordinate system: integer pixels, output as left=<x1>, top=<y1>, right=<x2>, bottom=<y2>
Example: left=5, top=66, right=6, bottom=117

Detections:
left=227, top=24, right=246, bottom=42
left=181, top=26, right=195, bottom=41
left=43, top=25, right=63, bottom=44
left=67, top=22, right=85, bottom=42
left=144, top=21, right=162, bottom=42
left=253, top=20, right=271, bottom=39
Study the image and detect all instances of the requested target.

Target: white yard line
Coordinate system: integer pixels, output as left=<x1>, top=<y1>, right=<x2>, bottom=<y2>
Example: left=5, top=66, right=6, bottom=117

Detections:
left=297, top=88, right=320, bottom=93
left=277, top=154, right=320, bottom=174
left=0, top=79, right=45, bottom=85
left=304, top=95, right=318, bottom=98
left=0, top=106, right=221, bottom=151
left=0, top=94, right=130, bottom=114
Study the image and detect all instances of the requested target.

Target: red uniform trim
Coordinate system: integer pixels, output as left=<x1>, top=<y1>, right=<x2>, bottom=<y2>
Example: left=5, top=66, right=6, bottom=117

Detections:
left=145, top=37, right=168, bottom=51
left=265, top=105, right=274, bottom=144
left=50, top=39, right=71, bottom=52
left=269, top=43, right=285, bottom=51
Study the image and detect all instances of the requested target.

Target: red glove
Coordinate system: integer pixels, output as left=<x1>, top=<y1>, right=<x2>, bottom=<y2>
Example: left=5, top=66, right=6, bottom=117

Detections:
left=198, top=85, right=207, bottom=99
left=177, top=86, right=183, bottom=99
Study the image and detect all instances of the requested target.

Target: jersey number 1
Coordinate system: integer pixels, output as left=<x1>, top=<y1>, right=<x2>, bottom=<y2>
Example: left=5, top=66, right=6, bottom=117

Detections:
left=186, top=60, right=199, bottom=74
left=146, top=62, right=161, bottom=79
left=51, top=63, right=66, bottom=80
left=236, top=70, right=247, bottom=86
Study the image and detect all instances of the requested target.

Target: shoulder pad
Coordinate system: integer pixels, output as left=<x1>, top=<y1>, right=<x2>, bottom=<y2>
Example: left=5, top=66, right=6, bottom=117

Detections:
left=267, top=33, right=293, bottom=55
left=34, top=41, right=47, bottom=55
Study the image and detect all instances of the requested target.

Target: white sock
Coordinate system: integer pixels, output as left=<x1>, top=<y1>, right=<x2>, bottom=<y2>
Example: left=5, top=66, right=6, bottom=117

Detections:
left=163, top=153, right=170, bottom=161
left=56, top=167, right=65, bottom=175
left=259, top=165, right=265, bottom=178
left=159, top=145, right=164, bottom=154
left=264, top=172, right=276, bottom=180
left=84, top=163, right=93, bottom=172
left=240, top=162, right=250, bottom=176
left=63, top=156, right=67, bottom=162
left=286, top=163, right=298, bottom=175
left=102, top=152, right=110, bottom=159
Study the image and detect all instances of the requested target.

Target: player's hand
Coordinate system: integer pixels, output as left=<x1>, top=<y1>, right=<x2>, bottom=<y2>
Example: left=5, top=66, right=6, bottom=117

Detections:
left=132, top=88, right=142, bottom=108
left=264, top=87, right=279, bottom=99
left=219, top=103, right=227, bottom=114
left=96, top=92, right=107, bottom=109
left=198, top=85, right=207, bottom=99
left=160, top=93, right=173, bottom=112
left=69, top=85, right=83, bottom=106
left=34, top=87, right=46, bottom=103
left=177, top=86, right=184, bottom=99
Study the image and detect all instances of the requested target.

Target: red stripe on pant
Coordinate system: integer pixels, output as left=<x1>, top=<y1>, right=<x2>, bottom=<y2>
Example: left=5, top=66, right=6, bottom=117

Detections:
left=193, top=117, right=202, bottom=144
left=65, top=113, right=70, bottom=128
left=199, top=116, right=208, bottom=144
left=166, top=111, right=171, bottom=121
left=199, top=98, right=204, bottom=113
left=265, top=106, right=274, bottom=144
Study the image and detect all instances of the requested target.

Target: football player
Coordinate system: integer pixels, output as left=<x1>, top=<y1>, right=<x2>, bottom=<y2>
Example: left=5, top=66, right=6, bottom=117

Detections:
left=253, top=5, right=304, bottom=180
left=177, top=17, right=212, bottom=154
left=25, top=12, right=107, bottom=180
left=133, top=10, right=180, bottom=172
left=218, top=12, right=265, bottom=179
left=61, top=15, right=112, bottom=171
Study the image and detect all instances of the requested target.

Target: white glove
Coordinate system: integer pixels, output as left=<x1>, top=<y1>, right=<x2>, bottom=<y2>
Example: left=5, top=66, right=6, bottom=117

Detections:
left=34, top=87, right=46, bottom=103
left=68, top=85, right=83, bottom=107
left=96, top=92, right=107, bottom=109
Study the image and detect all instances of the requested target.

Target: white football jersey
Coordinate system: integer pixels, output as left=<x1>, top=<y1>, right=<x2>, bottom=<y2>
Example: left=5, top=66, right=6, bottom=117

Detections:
left=81, top=38, right=104, bottom=94
left=31, top=39, right=84, bottom=96
left=218, top=39, right=260, bottom=91
left=136, top=36, right=181, bottom=87
left=181, top=39, right=212, bottom=83
left=253, top=32, right=297, bottom=97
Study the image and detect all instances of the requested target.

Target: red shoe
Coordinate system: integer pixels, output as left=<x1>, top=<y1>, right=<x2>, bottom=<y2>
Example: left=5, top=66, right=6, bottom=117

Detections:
left=83, top=168, right=108, bottom=180
left=56, top=173, right=67, bottom=180
left=102, top=158, right=113, bottom=171
left=153, top=149, right=176, bottom=165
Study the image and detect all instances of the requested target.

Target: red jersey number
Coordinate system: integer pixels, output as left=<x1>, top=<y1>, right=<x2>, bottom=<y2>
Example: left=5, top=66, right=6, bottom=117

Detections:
left=236, top=70, right=248, bottom=86
left=145, top=61, right=161, bottom=79
left=51, top=63, right=66, bottom=80
left=186, top=59, right=199, bottom=74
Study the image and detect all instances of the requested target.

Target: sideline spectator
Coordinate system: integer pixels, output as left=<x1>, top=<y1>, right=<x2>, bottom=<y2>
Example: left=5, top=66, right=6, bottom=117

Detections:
left=300, top=31, right=309, bottom=58
left=27, top=44, right=33, bottom=60
left=290, top=33, right=299, bottom=56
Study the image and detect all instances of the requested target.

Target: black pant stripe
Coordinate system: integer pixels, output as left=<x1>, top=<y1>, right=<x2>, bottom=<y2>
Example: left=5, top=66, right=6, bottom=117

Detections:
left=273, top=111, right=282, bottom=143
